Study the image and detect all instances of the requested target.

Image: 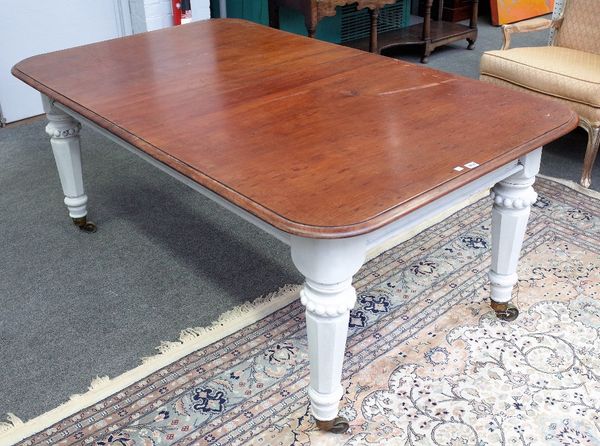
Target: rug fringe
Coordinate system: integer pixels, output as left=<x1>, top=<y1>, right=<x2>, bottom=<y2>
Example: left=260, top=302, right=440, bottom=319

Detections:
left=143, top=284, right=301, bottom=363
left=0, top=284, right=301, bottom=445
left=0, top=414, right=23, bottom=434
left=538, top=174, right=600, bottom=200
left=68, top=376, right=112, bottom=403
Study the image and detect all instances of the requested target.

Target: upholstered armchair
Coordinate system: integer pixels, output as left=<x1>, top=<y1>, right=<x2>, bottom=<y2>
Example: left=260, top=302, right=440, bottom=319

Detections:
left=479, top=0, right=600, bottom=188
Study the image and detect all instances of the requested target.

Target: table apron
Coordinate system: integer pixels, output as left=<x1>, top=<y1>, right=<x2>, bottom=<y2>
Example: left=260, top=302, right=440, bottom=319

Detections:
left=54, top=101, right=525, bottom=250
left=366, top=160, right=523, bottom=251
left=54, top=101, right=292, bottom=245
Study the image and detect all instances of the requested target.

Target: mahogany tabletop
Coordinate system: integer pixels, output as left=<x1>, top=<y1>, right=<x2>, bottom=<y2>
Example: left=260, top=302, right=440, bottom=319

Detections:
left=12, top=19, right=578, bottom=238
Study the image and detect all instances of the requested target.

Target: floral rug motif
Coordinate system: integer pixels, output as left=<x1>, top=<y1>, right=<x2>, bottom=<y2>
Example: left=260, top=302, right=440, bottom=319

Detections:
left=14, top=178, right=600, bottom=446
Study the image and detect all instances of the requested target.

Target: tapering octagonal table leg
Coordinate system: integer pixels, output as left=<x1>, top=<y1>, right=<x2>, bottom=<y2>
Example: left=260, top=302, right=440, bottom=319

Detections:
left=42, top=95, right=96, bottom=232
left=488, top=148, right=541, bottom=321
left=291, top=236, right=367, bottom=433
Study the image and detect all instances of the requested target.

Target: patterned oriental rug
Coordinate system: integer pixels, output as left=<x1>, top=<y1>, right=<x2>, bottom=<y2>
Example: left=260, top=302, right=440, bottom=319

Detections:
left=4, top=178, right=600, bottom=446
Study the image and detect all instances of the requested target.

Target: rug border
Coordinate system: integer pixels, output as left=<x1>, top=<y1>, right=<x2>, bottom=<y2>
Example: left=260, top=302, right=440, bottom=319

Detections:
left=0, top=286, right=302, bottom=445
left=538, top=174, right=600, bottom=200
left=1, top=184, right=482, bottom=444
left=2, top=175, right=593, bottom=445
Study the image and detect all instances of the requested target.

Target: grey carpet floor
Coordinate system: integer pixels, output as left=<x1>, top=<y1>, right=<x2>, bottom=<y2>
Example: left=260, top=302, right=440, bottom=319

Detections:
left=0, top=17, right=598, bottom=423
left=0, top=120, right=302, bottom=421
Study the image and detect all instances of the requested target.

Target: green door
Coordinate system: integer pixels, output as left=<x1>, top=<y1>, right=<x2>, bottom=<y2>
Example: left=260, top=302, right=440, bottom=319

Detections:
left=211, top=0, right=343, bottom=43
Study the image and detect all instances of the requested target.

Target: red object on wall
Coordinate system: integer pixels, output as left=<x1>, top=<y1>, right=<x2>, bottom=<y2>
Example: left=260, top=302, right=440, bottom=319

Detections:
left=172, top=0, right=182, bottom=25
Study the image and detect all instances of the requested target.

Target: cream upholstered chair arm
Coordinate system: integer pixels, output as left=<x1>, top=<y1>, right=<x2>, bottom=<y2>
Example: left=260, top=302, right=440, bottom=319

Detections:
left=501, top=16, right=564, bottom=50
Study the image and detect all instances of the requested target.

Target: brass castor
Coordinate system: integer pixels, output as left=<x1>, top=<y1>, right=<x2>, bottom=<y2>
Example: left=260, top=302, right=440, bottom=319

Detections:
left=72, top=216, right=97, bottom=233
left=316, top=417, right=349, bottom=434
left=490, top=300, right=519, bottom=322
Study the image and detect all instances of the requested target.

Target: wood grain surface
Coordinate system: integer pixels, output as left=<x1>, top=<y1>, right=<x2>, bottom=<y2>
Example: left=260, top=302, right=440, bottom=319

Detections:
left=12, top=19, right=578, bottom=238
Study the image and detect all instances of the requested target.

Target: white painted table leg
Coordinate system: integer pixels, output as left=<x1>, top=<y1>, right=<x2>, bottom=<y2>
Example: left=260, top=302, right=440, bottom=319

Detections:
left=42, top=95, right=96, bottom=232
left=488, top=148, right=541, bottom=320
left=291, top=235, right=366, bottom=433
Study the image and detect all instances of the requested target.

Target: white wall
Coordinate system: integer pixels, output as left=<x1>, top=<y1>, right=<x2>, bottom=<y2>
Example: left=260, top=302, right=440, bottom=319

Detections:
left=191, top=0, right=211, bottom=20
left=0, top=0, right=211, bottom=123
left=130, top=0, right=210, bottom=33
left=0, top=0, right=126, bottom=122
left=130, top=0, right=173, bottom=33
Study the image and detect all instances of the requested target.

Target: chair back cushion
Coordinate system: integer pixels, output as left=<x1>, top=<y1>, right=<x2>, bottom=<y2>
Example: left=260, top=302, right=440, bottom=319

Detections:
left=555, top=0, right=600, bottom=55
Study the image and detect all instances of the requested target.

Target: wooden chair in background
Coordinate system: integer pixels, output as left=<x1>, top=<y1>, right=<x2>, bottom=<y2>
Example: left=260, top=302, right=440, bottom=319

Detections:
left=480, top=0, right=600, bottom=187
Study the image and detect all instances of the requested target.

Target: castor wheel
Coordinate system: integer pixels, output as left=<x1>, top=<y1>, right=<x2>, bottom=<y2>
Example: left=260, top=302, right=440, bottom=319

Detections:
left=72, top=217, right=97, bottom=233
left=316, top=416, right=350, bottom=434
left=467, top=39, right=476, bottom=50
left=490, top=300, right=519, bottom=322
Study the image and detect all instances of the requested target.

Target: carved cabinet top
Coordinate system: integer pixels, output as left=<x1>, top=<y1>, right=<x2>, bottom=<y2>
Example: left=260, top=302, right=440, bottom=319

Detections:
left=317, top=0, right=398, bottom=17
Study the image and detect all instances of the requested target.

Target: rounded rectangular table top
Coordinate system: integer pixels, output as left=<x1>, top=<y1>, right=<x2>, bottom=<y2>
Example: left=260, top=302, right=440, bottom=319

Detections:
left=13, top=19, right=578, bottom=238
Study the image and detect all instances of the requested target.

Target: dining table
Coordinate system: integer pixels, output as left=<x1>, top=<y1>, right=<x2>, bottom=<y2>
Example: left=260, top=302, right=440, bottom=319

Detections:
left=12, top=18, right=577, bottom=433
